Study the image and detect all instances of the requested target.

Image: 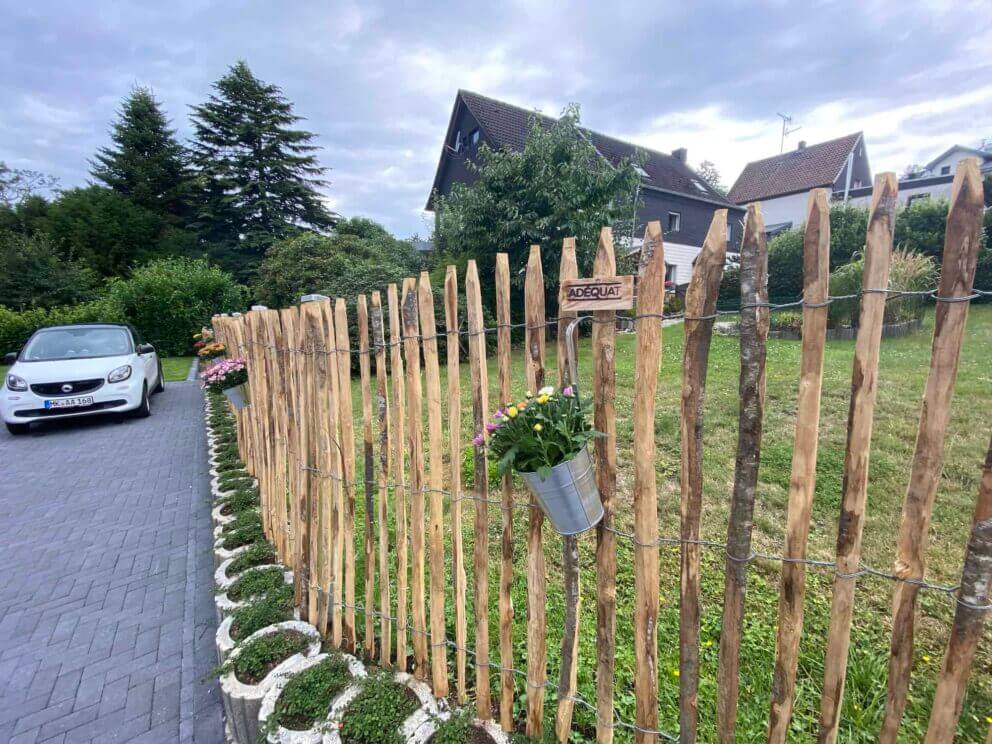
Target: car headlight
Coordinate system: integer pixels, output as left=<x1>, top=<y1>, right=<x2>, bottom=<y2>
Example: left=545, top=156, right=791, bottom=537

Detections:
left=5, top=374, right=27, bottom=392
left=108, top=365, right=132, bottom=383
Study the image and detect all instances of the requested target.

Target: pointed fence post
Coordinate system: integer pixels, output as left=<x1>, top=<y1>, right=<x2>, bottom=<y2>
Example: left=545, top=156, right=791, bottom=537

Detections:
left=371, top=291, right=392, bottom=665
left=817, top=172, right=898, bottom=743
left=880, top=158, right=985, bottom=742
left=444, top=266, right=468, bottom=703
left=418, top=272, right=450, bottom=697
left=333, top=299, right=357, bottom=652
left=593, top=228, right=617, bottom=744
left=716, top=203, right=768, bottom=744
left=679, top=210, right=727, bottom=742
left=555, top=239, right=580, bottom=743
left=525, top=245, right=548, bottom=740
left=357, top=295, right=376, bottom=658
left=767, top=189, right=830, bottom=742
left=387, top=284, right=409, bottom=670
left=401, top=278, right=429, bottom=680
left=465, top=260, right=492, bottom=719
left=495, top=253, right=515, bottom=729
left=633, top=222, right=666, bottom=743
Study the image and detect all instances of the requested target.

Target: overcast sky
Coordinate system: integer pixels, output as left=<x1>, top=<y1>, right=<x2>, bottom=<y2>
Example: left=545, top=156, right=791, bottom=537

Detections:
left=2, top=0, right=990, bottom=238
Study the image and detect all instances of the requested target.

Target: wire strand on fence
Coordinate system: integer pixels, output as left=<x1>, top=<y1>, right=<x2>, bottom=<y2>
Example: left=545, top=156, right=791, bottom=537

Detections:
left=231, top=285, right=991, bottom=354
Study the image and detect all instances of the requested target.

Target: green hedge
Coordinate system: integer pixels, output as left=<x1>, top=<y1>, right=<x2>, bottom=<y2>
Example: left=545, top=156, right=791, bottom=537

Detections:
left=0, top=296, right=126, bottom=357
left=0, top=257, right=243, bottom=356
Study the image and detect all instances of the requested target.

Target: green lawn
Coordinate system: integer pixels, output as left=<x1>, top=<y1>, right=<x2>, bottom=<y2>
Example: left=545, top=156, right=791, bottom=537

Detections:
left=331, top=306, right=992, bottom=741
left=161, top=356, right=194, bottom=382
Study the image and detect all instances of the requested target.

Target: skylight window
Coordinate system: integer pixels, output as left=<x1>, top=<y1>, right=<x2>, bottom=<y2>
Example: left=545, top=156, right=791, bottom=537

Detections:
left=634, top=165, right=649, bottom=178
left=692, top=178, right=709, bottom=193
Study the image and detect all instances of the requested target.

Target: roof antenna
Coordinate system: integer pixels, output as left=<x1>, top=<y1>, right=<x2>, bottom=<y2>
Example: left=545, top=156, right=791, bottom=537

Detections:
left=777, top=113, right=801, bottom=153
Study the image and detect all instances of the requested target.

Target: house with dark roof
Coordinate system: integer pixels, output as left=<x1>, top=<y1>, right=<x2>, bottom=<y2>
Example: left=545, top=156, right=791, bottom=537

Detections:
left=426, top=90, right=744, bottom=285
left=727, top=133, right=870, bottom=233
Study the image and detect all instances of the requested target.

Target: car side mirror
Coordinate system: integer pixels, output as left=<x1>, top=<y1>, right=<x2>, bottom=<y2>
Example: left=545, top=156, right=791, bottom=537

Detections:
left=136, top=343, right=155, bottom=355
left=3, top=352, right=16, bottom=365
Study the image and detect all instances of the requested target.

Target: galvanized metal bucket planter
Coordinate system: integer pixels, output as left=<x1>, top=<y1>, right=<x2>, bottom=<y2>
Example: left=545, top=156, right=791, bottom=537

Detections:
left=520, top=448, right=603, bottom=535
left=224, top=384, right=249, bottom=411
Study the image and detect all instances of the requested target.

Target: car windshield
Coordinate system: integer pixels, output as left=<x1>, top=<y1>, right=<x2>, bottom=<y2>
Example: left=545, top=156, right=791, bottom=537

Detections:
left=21, top=328, right=133, bottom=361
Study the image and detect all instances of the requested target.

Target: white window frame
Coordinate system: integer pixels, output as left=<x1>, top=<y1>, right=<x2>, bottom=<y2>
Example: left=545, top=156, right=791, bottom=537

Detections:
left=667, top=211, right=681, bottom=233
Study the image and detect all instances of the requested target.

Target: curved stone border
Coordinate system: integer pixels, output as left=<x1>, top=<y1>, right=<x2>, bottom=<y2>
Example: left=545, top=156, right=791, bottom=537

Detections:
left=214, top=542, right=249, bottom=572
left=397, top=672, right=448, bottom=744
left=260, top=653, right=367, bottom=744
left=212, top=502, right=237, bottom=528
left=221, top=621, right=321, bottom=744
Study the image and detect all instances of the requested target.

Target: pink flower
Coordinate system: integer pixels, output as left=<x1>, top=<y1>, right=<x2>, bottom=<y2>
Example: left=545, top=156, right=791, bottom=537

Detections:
left=493, top=410, right=503, bottom=419
left=472, top=433, right=485, bottom=446
left=562, top=385, right=574, bottom=397
left=485, top=422, right=499, bottom=433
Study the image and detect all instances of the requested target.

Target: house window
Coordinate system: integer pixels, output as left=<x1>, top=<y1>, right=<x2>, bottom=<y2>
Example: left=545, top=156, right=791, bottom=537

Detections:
left=665, top=263, right=677, bottom=284
left=907, top=193, right=931, bottom=207
left=453, top=131, right=463, bottom=152
left=469, top=129, right=480, bottom=146
left=727, top=222, right=733, bottom=243
left=667, top=212, right=681, bottom=233
left=941, top=165, right=950, bottom=175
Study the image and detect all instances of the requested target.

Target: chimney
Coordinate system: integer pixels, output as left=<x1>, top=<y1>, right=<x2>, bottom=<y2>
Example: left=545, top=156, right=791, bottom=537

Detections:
left=797, top=140, right=807, bottom=150
left=671, top=147, right=687, bottom=163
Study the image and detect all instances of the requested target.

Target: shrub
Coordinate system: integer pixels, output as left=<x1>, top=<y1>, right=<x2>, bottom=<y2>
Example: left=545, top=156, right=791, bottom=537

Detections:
left=0, top=296, right=126, bottom=355
left=107, top=257, right=243, bottom=355
left=268, top=654, right=353, bottom=732
left=338, top=672, right=419, bottom=744
left=218, top=488, right=259, bottom=516
left=220, top=519, right=265, bottom=551
left=769, top=310, right=803, bottom=332
left=828, top=249, right=937, bottom=328
left=217, top=629, right=309, bottom=685
left=429, top=708, right=478, bottom=744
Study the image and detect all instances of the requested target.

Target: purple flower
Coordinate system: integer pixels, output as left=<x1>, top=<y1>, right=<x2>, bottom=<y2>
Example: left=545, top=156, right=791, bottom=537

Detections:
left=493, top=410, right=503, bottom=419
left=485, top=422, right=499, bottom=433
left=472, top=433, right=485, bottom=446
left=562, top=385, right=574, bottom=397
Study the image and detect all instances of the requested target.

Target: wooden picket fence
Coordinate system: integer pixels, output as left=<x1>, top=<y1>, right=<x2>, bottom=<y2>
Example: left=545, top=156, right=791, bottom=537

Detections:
left=211, top=158, right=991, bottom=743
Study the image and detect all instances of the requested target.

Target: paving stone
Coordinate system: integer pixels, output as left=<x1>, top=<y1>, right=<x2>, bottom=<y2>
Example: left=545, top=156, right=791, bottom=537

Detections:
left=0, top=384, right=223, bottom=743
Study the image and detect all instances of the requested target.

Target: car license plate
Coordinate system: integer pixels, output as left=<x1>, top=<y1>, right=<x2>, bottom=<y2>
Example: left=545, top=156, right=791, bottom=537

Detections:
left=44, top=396, right=95, bottom=409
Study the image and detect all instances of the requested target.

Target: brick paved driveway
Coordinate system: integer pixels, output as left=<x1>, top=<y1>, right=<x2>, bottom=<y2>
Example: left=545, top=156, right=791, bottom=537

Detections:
left=0, top=381, right=224, bottom=743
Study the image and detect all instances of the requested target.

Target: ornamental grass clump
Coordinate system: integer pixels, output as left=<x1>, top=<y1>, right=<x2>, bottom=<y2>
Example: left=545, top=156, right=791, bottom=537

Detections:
left=480, top=385, right=600, bottom=479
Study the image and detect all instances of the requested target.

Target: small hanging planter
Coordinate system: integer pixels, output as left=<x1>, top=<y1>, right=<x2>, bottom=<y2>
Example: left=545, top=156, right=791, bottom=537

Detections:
left=224, top=384, right=249, bottom=411
left=479, top=385, right=603, bottom=535
left=520, top=447, right=603, bottom=535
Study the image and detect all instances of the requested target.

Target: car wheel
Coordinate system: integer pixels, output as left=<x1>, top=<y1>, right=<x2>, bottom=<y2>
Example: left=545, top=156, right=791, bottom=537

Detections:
left=153, top=361, right=165, bottom=394
left=133, top=383, right=152, bottom=418
left=5, top=422, right=29, bottom=435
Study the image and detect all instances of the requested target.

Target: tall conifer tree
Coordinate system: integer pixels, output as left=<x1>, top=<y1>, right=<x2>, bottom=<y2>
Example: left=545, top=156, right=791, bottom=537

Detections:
left=189, top=61, right=335, bottom=279
left=90, top=87, right=190, bottom=222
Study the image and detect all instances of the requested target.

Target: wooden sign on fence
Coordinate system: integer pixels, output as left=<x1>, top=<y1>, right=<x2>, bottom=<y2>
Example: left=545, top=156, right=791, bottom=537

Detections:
left=560, top=275, right=634, bottom=312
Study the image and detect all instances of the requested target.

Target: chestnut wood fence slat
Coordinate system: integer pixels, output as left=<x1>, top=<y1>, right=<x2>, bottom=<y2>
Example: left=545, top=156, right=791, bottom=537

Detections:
left=370, top=291, right=392, bottom=667
left=388, top=284, right=409, bottom=671
left=357, top=295, right=376, bottom=657
left=334, top=299, right=357, bottom=651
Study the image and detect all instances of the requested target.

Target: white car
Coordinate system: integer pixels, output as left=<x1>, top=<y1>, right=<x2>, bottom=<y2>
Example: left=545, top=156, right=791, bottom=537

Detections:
left=2, top=323, right=164, bottom=435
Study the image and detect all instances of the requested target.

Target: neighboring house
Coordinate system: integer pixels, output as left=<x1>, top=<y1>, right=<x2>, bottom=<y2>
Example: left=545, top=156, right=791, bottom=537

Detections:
left=411, top=237, right=433, bottom=254
left=425, top=90, right=744, bottom=285
left=727, top=132, right=871, bottom=231
left=846, top=145, right=992, bottom=209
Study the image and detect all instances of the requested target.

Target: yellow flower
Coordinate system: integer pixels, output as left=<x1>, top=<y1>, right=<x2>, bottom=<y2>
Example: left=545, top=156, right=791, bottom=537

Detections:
left=507, top=406, right=518, bottom=418
left=537, top=394, right=549, bottom=405
left=533, top=423, right=543, bottom=432
left=670, top=668, right=680, bottom=678
left=986, top=716, right=992, bottom=724
left=922, top=655, right=930, bottom=663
